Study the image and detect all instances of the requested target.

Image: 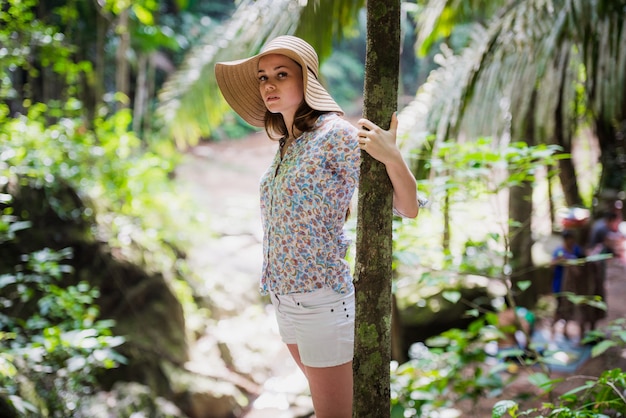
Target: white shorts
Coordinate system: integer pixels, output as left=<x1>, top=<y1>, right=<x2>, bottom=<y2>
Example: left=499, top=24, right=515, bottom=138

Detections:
left=270, top=287, right=355, bottom=368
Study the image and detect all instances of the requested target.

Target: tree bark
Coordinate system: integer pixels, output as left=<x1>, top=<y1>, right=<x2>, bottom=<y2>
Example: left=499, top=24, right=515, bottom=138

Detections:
left=557, top=157, right=582, bottom=207
left=509, top=92, right=536, bottom=307
left=133, top=53, right=148, bottom=134
left=596, top=119, right=626, bottom=194
left=553, top=49, right=583, bottom=207
left=353, top=0, right=401, bottom=416
left=508, top=182, right=534, bottom=272
left=115, top=7, right=131, bottom=110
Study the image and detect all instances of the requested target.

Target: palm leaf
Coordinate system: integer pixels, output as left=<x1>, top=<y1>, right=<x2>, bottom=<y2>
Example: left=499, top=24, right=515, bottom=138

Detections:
left=296, top=0, right=365, bottom=61
left=416, top=0, right=508, bottom=56
left=402, top=0, right=626, bottom=149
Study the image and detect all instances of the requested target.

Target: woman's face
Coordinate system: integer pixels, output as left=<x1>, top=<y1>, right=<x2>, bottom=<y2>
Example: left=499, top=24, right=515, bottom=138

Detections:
left=257, top=54, right=304, bottom=119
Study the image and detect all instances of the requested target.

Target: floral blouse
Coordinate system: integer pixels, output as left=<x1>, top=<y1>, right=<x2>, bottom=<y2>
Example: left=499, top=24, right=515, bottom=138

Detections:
left=259, top=113, right=360, bottom=295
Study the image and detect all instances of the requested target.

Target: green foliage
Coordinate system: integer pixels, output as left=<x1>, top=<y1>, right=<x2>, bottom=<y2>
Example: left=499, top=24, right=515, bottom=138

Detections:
left=491, top=319, right=626, bottom=417
left=412, top=0, right=626, bottom=157
left=103, top=0, right=183, bottom=53
left=0, top=76, right=199, bottom=418
left=415, top=0, right=505, bottom=57
left=584, top=318, right=626, bottom=358
left=430, top=138, right=567, bottom=200
left=323, top=40, right=366, bottom=112
left=493, top=368, right=626, bottom=417
left=0, top=213, right=125, bottom=416
left=398, top=137, right=566, bottom=273
left=391, top=311, right=626, bottom=416
left=295, top=0, right=365, bottom=61
left=0, top=0, right=92, bottom=100
left=0, top=97, right=198, bottom=269
left=391, top=315, right=508, bottom=416
left=1, top=2, right=209, bottom=413
left=0, top=98, right=179, bottom=406
left=460, top=234, right=504, bottom=277
left=391, top=135, right=623, bottom=416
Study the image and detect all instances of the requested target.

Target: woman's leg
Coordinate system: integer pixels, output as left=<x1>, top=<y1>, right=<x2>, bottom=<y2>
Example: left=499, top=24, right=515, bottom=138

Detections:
left=287, top=343, right=306, bottom=376
left=278, top=289, right=355, bottom=417
left=304, top=361, right=353, bottom=418
left=287, top=344, right=353, bottom=418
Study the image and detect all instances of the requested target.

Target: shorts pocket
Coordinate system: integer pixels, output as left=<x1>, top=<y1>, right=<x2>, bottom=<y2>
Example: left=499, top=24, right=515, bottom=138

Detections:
left=296, top=288, right=342, bottom=313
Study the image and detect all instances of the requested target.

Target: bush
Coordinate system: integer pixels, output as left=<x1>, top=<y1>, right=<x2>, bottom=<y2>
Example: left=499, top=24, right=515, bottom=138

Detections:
left=0, top=210, right=125, bottom=416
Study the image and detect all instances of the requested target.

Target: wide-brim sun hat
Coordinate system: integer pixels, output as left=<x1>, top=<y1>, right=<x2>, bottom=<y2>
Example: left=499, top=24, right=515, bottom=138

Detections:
left=215, top=35, right=343, bottom=128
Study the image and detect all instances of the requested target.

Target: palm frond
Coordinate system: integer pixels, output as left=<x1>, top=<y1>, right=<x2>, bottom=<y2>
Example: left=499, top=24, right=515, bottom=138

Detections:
left=402, top=0, right=626, bottom=149
left=296, top=0, right=365, bottom=60
left=575, top=0, right=626, bottom=125
left=416, top=0, right=508, bottom=56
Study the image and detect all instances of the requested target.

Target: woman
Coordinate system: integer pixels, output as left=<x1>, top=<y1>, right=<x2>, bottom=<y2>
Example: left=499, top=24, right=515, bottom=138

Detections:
left=215, top=35, right=423, bottom=417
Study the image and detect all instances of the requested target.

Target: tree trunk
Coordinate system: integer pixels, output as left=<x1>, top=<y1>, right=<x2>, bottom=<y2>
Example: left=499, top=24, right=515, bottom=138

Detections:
left=93, top=8, right=107, bottom=121
left=115, top=7, right=131, bottom=110
left=508, top=181, right=534, bottom=275
left=391, top=294, right=406, bottom=363
left=558, top=158, right=582, bottom=207
left=553, top=49, right=583, bottom=207
left=509, top=93, right=536, bottom=307
left=133, top=53, right=148, bottom=134
left=353, top=0, right=401, bottom=416
left=143, top=54, right=156, bottom=136
left=443, top=189, right=450, bottom=253
left=596, top=119, right=626, bottom=194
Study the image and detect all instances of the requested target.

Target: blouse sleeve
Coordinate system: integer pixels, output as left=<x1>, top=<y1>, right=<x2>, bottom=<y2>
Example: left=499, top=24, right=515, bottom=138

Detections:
left=324, top=117, right=360, bottom=187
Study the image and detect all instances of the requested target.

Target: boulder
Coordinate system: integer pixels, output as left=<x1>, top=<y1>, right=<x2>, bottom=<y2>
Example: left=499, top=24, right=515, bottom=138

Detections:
left=77, top=381, right=184, bottom=417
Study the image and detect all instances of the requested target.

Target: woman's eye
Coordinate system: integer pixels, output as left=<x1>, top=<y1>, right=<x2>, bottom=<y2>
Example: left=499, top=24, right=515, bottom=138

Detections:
left=258, top=75, right=267, bottom=82
left=277, top=72, right=287, bottom=79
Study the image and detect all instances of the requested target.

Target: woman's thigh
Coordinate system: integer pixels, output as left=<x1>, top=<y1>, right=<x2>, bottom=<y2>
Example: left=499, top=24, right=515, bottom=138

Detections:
left=305, top=361, right=353, bottom=418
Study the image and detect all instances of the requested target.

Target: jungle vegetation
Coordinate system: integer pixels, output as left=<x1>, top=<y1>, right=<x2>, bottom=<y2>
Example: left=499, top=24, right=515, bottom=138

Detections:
left=1, top=0, right=625, bottom=416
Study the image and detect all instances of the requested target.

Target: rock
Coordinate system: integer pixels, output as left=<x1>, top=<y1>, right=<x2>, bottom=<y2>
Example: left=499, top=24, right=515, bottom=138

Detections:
left=165, top=363, right=247, bottom=418
left=77, top=381, right=184, bottom=417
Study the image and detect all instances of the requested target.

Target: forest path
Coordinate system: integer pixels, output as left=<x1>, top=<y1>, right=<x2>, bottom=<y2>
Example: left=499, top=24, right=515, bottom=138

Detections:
left=175, top=132, right=313, bottom=417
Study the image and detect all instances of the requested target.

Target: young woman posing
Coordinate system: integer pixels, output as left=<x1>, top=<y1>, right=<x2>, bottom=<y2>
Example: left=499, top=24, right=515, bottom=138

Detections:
left=215, top=35, right=423, bottom=418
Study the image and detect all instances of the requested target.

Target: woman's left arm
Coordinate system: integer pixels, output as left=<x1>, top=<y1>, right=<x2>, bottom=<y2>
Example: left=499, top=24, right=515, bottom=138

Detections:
left=357, top=112, right=420, bottom=219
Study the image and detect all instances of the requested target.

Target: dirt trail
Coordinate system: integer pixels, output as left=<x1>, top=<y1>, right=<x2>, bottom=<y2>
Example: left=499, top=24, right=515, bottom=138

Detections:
left=177, top=133, right=313, bottom=417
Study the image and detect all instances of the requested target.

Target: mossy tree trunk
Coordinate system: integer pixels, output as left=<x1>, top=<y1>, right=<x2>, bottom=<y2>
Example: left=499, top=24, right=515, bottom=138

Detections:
left=353, top=0, right=400, bottom=416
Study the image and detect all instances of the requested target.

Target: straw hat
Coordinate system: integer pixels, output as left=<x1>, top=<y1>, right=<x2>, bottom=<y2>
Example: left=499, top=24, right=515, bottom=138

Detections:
left=215, top=35, right=343, bottom=127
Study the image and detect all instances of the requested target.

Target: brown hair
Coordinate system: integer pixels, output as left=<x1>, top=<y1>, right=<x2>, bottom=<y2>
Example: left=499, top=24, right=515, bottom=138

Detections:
left=264, top=101, right=326, bottom=141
